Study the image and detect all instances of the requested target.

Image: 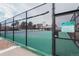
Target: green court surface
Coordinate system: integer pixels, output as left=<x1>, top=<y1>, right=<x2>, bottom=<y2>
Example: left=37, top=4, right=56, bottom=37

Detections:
left=1, top=32, right=5, bottom=37
left=27, top=31, right=52, bottom=55
left=14, top=31, right=26, bottom=45
left=56, top=39, right=79, bottom=56
left=1, top=31, right=79, bottom=56
left=57, top=32, right=79, bottom=56
left=6, top=32, right=13, bottom=40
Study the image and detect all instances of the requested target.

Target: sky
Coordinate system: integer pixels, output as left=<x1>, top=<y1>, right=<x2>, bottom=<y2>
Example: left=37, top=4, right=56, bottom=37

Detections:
left=0, top=3, right=79, bottom=26
left=0, top=3, right=41, bottom=21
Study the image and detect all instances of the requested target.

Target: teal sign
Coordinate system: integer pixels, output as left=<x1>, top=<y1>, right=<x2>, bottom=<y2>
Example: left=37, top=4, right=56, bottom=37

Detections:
left=61, top=22, right=75, bottom=32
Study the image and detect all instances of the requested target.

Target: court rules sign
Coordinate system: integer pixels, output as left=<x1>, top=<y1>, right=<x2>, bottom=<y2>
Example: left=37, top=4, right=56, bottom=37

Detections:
left=61, top=22, right=75, bottom=32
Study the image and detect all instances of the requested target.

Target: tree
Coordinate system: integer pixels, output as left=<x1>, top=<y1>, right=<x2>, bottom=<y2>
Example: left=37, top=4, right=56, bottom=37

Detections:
left=20, top=21, right=26, bottom=29
left=11, top=20, right=19, bottom=26
left=33, top=24, right=36, bottom=29
left=15, top=20, right=19, bottom=25
left=11, top=20, right=19, bottom=30
left=15, top=20, right=19, bottom=30
left=0, top=23, right=1, bottom=31
left=28, top=21, right=33, bottom=29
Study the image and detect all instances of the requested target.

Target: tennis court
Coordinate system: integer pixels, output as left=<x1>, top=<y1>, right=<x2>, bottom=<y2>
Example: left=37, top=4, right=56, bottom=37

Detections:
left=0, top=3, right=79, bottom=56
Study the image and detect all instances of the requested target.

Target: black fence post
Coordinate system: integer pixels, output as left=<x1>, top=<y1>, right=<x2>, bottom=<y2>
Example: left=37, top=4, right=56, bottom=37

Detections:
left=13, top=17, right=14, bottom=41
left=74, top=12, right=76, bottom=42
left=26, top=11, right=27, bottom=46
left=52, top=3, right=56, bottom=56
left=5, top=20, right=6, bottom=38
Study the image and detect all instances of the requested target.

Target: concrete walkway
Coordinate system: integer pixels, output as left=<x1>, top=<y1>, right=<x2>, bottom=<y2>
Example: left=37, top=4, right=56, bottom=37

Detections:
left=0, top=37, right=39, bottom=56
left=0, top=46, right=39, bottom=56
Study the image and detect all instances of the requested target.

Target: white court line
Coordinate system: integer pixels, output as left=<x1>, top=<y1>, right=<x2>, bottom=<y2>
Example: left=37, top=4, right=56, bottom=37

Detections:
left=0, top=46, right=20, bottom=54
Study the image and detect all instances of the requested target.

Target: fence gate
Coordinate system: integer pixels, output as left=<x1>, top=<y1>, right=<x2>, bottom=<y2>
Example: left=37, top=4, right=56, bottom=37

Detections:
left=55, top=5, right=79, bottom=55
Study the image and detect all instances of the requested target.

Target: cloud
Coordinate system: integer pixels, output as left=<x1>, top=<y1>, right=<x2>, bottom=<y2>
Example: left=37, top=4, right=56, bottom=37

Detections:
left=0, top=4, right=14, bottom=21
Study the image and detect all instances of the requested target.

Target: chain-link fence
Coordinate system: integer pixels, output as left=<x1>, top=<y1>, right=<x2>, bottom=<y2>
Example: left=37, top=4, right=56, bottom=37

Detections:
left=0, top=3, right=53, bottom=56
left=0, top=3, right=79, bottom=56
left=55, top=6, right=79, bottom=55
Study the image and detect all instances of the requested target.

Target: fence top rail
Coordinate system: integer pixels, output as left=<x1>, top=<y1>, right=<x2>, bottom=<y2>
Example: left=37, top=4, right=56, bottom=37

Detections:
left=55, top=9, right=79, bottom=16
left=1, top=3, right=79, bottom=23
left=2, top=11, right=49, bottom=24
left=0, top=3, right=46, bottom=23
